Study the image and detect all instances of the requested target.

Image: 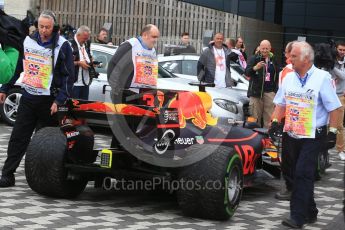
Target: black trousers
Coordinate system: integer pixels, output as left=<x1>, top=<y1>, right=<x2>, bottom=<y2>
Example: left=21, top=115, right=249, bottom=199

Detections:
left=1, top=96, right=57, bottom=177
left=281, top=132, right=296, bottom=191
left=281, top=130, right=328, bottom=191
left=287, top=127, right=327, bottom=225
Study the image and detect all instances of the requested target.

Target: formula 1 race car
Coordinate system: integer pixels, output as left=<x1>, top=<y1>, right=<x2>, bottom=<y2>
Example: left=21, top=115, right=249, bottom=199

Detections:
left=24, top=85, right=281, bottom=221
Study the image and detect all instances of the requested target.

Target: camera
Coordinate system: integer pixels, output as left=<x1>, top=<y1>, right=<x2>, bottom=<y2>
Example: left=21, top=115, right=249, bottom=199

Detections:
left=92, top=60, right=102, bottom=67
left=87, top=62, right=100, bottom=79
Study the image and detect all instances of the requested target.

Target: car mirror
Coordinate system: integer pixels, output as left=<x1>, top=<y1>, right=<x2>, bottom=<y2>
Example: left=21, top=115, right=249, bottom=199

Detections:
left=189, top=81, right=215, bottom=87
left=189, top=81, right=215, bottom=92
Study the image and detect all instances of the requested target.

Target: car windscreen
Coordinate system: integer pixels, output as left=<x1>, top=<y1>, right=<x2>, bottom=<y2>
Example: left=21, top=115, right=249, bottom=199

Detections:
left=92, top=50, right=114, bottom=74
left=158, top=65, right=177, bottom=78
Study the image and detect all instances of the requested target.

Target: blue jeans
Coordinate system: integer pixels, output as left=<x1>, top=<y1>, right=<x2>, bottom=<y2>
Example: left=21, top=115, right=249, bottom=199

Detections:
left=287, top=127, right=326, bottom=225
left=72, top=86, right=89, bottom=100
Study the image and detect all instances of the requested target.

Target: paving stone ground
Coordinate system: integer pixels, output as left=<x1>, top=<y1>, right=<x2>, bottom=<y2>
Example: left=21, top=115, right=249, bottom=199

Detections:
left=0, top=123, right=344, bottom=229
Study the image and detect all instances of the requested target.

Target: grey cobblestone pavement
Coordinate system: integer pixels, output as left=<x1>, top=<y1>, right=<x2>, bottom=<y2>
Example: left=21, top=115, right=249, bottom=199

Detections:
left=0, top=123, right=344, bottom=229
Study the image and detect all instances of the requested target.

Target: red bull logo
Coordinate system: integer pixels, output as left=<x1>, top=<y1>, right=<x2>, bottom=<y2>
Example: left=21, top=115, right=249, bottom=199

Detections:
left=168, top=92, right=217, bottom=129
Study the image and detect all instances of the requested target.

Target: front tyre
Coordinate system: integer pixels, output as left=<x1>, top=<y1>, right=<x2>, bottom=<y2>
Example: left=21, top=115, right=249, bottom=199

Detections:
left=25, top=127, right=88, bottom=198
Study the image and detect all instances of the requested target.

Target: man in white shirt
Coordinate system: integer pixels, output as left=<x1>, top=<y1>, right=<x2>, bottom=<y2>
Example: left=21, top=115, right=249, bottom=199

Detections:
left=197, top=33, right=232, bottom=88
left=70, top=25, right=92, bottom=100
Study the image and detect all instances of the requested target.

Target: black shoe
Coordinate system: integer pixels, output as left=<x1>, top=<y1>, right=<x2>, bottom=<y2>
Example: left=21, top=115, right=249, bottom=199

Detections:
left=0, top=175, right=15, bottom=187
left=282, top=218, right=303, bottom=229
left=325, top=162, right=332, bottom=169
left=306, top=215, right=317, bottom=224
left=275, top=188, right=291, bottom=200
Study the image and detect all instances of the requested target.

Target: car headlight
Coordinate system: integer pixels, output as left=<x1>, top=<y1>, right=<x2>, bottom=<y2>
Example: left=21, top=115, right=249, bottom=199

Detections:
left=213, top=99, right=238, bottom=114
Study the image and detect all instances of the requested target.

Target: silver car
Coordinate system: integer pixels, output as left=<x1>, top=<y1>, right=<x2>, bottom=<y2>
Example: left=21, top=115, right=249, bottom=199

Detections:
left=158, top=54, right=249, bottom=92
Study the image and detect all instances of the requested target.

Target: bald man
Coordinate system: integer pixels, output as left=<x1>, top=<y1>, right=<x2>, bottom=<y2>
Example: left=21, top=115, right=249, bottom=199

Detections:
left=107, top=24, right=160, bottom=97
left=245, top=40, right=279, bottom=128
left=107, top=24, right=160, bottom=149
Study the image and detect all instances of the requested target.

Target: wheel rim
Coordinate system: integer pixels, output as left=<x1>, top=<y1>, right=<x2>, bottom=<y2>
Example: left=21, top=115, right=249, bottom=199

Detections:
left=3, top=92, right=21, bottom=123
left=227, top=166, right=241, bottom=203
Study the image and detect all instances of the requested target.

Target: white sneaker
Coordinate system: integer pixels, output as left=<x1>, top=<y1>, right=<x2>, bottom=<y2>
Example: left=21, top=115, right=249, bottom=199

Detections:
left=339, top=152, right=345, bottom=161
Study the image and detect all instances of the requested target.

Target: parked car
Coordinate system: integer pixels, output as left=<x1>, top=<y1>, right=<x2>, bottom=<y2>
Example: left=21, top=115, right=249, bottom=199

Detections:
left=158, top=54, right=249, bottom=91
left=0, top=44, right=249, bottom=126
left=0, top=87, right=21, bottom=126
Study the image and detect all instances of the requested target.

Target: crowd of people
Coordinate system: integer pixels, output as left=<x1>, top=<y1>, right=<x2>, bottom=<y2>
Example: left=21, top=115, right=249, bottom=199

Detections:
left=0, top=9, right=344, bottom=229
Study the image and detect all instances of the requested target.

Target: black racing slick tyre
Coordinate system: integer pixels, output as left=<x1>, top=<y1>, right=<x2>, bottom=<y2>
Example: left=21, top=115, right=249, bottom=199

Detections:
left=177, top=145, right=243, bottom=220
left=25, top=127, right=88, bottom=198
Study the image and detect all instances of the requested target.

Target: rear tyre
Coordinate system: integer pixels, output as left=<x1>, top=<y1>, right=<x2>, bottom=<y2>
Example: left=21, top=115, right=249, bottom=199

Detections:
left=177, top=145, right=243, bottom=220
left=25, top=127, right=88, bottom=198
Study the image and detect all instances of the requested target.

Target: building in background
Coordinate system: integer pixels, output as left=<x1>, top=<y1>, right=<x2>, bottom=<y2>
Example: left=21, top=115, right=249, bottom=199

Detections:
left=182, top=0, right=345, bottom=45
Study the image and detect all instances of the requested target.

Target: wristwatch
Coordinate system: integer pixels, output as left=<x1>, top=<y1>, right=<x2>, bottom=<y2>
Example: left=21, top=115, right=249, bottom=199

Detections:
left=329, top=127, right=338, bottom=134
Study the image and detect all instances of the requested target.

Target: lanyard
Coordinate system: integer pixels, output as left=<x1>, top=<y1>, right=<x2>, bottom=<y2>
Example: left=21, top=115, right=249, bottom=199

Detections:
left=214, top=47, right=225, bottom=70
left=296, top=73, right=308, bottom=87
left=265, top=59, right=268, bottom=73
left=214, top=47, right=224, bottom=57
left=80, top=46, right=87, bottom=60
left=137, top=36, right=151, bottom=50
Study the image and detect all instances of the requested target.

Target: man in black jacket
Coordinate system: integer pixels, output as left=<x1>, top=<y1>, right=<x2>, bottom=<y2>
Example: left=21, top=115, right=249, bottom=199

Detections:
left=0, top=10, right=74, bottom=187
left=175, top=32, right=196, bottom=54
left=245, top=39, right=279, bottom=128
left=95, top=28, right=113, bottom=45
